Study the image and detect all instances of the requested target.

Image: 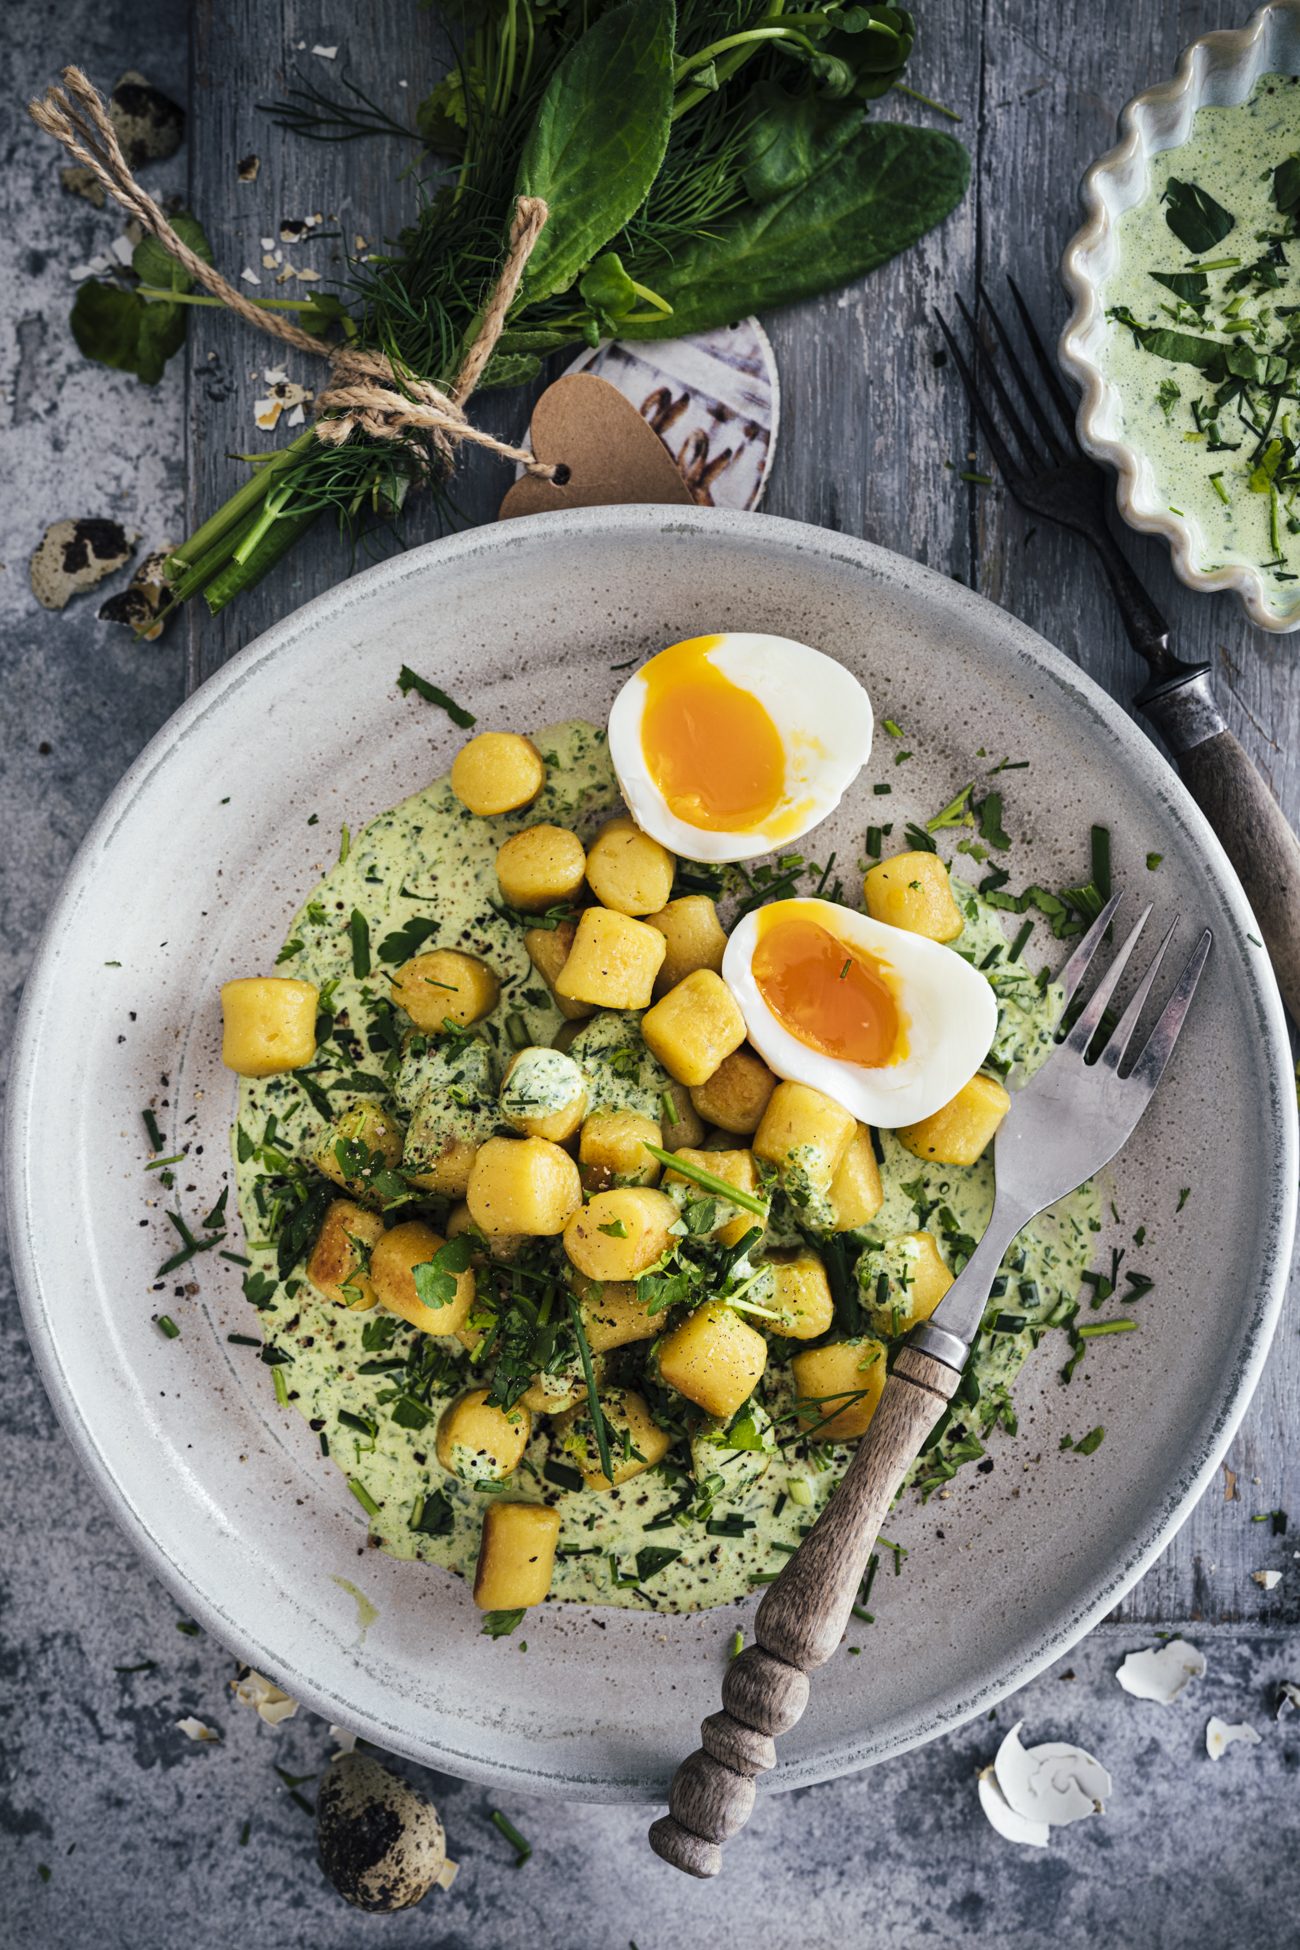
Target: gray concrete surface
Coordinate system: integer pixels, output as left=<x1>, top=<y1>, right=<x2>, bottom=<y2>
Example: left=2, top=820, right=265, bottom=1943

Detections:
left=3, top=2, right=1299, bottom=1946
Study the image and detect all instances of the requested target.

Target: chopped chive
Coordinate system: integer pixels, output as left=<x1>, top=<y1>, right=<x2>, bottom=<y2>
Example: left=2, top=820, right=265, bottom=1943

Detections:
left=143, top=1108, right=164, bottom=1150
left=347, top=1477, right=380, bottom=1516
left=1008, top=919, right=1034, bottom=963
left=272, top=1365, right=289, bottom=1406
left=1077, top=1319, right=1138, bottom=1338
left=566, top=1293, right=614, bottom=1489
left=349, top=909, right=371, bottom=978
left=490, top=1810, right=532, bottom=1866
left=1090, top=825, right=1112, bottom=902
left=641, top=1144, right=767, bottom=1215
left=156, top=1315, right=180, bottom=1339
left=396, top=665, right=476, bottom=727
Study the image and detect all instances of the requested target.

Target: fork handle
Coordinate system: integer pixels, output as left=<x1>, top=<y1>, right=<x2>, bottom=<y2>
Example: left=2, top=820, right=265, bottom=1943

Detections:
left=648, top=1347, right=960, bottom=1878
left=1139, top=670, right=1300, bottom=1022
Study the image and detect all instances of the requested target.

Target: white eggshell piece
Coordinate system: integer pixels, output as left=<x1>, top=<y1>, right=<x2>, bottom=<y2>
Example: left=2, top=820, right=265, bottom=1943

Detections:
left=608, top=633, right=873, bottom=863
left=977, top=1765, right=1050, bottom=1848
left=175, top=1716, right=221, bottom=1742
left=722, top=897, right=998, bottom=1128
left=993, top=1721, right=1111, bottom=1827
left=1205, top=1716, right=1262, bottom=1760
left=1115, top=1638, right=1207, bottom=1704
left=1252, top=1568, right=1282, bottom=1590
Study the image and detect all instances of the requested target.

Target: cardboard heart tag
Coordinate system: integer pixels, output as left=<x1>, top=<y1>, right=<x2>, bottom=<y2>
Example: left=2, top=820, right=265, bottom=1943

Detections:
left=498, top=371, right=695, bottom=520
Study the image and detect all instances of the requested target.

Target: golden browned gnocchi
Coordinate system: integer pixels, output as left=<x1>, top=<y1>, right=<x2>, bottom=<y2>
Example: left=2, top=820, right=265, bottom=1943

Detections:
left=450, top=730, right=544, bottom=815
left=496, top=823, right=587, bottom=911
left=554, top=907, right=666, bottom=1009
left=221, top=976, right=318, bottom=1076
left=390, top=949, right=500, bottom=1033
left=473, top=1502, right=561, bottom=1611
left=639, top=968, right=747, bottom=1087
left=584, top=816, right=675, bottom=916
left=467, top=1136, right=582, bottom=1236
left=898, top=1072, right=1011, bottom=1165
left=563, top=1185, right=678, bottom=1281
left=863, top=850, right=964, bottom=942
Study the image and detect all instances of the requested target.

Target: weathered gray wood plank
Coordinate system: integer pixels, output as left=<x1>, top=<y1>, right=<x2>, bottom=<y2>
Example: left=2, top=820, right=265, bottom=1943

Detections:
left=183, top=0, right=1298, bottom=1627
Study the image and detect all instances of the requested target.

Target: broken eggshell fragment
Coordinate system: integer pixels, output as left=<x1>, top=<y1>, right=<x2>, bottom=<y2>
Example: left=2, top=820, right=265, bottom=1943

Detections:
left=229, top=1664, right=298, bottom=1726
left=1115, top=1637, right=1206, bottom=1704
left=31, top=518, right=137, bottom=610
left=316, top=1751, right=456, bottom=1912
left=109, top=71, right=184, bottom=168
left=993, top=1721, right=1112, bottom=1828
left=977, top=1766, right=1050, bottom=1848
left=98, top=545, right=176, bottom=639
left=1205, top=1716, right=1262, bottom=1760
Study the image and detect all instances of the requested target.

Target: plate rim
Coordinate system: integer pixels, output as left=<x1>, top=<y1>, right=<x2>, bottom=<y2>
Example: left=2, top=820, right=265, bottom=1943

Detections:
left=7, top=504, right=1296, bottom=1800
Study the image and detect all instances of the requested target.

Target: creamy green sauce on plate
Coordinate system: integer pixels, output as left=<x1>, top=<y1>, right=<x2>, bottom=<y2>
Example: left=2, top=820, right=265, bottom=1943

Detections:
left=233, top=721, right=1098, bottom=1615
left=1101, top=73, right=1300, bottom=615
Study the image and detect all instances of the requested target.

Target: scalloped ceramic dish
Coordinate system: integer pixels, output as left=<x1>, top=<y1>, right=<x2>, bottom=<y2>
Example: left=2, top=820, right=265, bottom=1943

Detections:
left=6, top=508, right=1295, bottom=1800
left=1061, top=0, right=1300, bottom=633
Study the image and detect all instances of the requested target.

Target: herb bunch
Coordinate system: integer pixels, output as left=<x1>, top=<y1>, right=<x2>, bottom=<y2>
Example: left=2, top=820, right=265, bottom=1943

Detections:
left=160, top=0, right=966, bottom=618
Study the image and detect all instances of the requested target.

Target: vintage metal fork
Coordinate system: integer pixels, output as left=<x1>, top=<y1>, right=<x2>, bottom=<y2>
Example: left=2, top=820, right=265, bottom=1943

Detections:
left=650, top=898, right=1212, bottom=1877
left=935, top=281, right=1300, bottom=1023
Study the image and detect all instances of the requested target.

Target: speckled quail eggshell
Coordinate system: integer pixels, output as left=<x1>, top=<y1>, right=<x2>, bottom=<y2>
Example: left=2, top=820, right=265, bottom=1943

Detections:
left=316, top=1751, right=446, bottom=1911
left=607, top=633, right=874, bottom=863
left=722, top=898, right=998, bottom=1128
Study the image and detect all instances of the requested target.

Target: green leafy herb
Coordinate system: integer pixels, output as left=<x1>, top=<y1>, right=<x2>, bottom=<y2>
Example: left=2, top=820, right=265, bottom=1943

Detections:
left=1162, top=177, right=1234, bottom=253
left=516, top=0, right=677, bottom=305
left=481, top=1609, right=526, bottom=1640
left=635, top=1545, right=682, bottom=1581
left=70, top=212, right=214, bottom=384
left=409, top=1489, right=455, bottom=1536
left=155, top=6, right=968, bottom=620
left=412, top=1233, right=475, bottom=1310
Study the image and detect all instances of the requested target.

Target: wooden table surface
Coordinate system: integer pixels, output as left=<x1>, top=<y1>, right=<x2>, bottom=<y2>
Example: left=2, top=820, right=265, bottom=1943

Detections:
left=177, top=0, right=1297, bottom=1629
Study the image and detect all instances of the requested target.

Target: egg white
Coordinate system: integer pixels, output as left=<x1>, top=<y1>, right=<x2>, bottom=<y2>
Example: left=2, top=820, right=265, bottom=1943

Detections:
left=607, top=632, right=873, bottom=863
left=722, top=898, right=999, bottom=1129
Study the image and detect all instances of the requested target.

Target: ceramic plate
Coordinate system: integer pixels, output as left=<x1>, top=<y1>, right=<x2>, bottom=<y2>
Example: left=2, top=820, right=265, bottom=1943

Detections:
left=7, top=508, right=1295, bottom=1801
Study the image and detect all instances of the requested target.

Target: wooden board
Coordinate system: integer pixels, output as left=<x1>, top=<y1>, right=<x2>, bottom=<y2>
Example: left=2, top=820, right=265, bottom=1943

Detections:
left=186, top=0, right=1299, bottom=1627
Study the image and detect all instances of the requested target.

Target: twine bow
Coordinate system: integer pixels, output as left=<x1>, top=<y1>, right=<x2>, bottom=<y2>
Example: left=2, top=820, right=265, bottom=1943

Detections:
left=28, top=67, right=558, bottom=480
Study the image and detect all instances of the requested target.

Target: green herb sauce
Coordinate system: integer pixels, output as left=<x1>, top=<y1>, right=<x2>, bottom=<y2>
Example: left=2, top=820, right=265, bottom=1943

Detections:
left=1101, top=73, right=1300, bottom=613
left=233, top=722, right=1097, bottom=1615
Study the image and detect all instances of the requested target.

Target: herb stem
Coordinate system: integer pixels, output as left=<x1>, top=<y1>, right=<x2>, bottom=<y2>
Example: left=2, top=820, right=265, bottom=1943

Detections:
left=892, top=81, right=962, bottom=122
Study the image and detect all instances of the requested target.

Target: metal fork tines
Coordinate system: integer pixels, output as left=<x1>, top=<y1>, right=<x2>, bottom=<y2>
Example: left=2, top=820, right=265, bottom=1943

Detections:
left=913, top=894, right=1212, bottom=1365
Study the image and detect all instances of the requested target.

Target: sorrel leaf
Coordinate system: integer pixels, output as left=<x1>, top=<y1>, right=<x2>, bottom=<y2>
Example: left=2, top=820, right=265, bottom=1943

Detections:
left=514, top=0, right=676, bottom=303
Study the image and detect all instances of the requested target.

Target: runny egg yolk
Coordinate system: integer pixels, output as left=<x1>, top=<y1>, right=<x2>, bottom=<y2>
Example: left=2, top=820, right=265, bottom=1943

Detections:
left=639, top=635, right=786, bottom=832
left=752, top=913, right=907, bottom=1069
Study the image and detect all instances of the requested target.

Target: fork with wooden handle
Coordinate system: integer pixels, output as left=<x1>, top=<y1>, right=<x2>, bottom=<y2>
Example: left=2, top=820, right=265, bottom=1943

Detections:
left=649, top=894, right=1212, bottom=1877
left=936, top=280, right=1300, bottom=1023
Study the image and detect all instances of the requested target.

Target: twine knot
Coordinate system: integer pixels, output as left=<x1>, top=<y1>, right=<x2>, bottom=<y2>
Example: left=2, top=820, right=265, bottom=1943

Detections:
left=29, top=67, right=557, bottom=480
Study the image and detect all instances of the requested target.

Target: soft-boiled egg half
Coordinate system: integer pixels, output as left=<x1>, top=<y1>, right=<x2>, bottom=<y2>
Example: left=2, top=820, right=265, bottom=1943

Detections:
left=607, top=633, right=873, bottom=863
left=723, top=897, right=997, bottom=1128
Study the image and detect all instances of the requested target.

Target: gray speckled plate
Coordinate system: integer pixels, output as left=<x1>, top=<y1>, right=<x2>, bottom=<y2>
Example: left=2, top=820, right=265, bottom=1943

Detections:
left=6, top=508, right=1295, bottom=1802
